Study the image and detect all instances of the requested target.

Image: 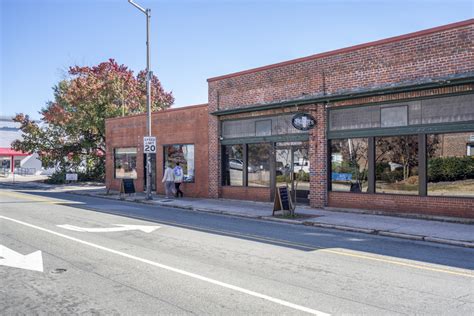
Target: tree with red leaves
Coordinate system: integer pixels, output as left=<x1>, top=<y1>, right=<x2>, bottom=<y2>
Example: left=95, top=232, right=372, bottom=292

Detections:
left=12, top=59, right=174, bottom=181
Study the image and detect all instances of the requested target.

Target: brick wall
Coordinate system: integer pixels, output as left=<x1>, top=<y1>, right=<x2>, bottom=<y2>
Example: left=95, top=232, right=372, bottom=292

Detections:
left=106, top=104, right=209, bottom=198
left=221, top=186, right=270, bottom=202
left=329, top=192, right=474, bottom=218
left=208, top=20, right=473, bottom=110
left=207, top=20, right=474, bottom=217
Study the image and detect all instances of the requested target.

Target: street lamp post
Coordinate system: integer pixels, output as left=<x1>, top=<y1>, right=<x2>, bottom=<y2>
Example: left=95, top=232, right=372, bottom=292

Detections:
left=128, top=0, right=153, bottom=200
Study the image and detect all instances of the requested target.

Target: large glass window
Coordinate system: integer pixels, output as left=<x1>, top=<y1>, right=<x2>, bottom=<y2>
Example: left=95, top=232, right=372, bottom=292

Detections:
left=222, top=114, right=305, bottom=139
left=329, top=94, right=474, bottom=132
left=331, top=138, right=369, bottom=192
left=114, top=148, right=137, bottom=179
left=164, top=144, right=195, bottom=183
left=375, top=135, right=419, bottom=195
left=222, top=144, right=244, bottom=186
left=247, top=143, right=272, bottom=187
left=427, top=132, right=474, bottom=197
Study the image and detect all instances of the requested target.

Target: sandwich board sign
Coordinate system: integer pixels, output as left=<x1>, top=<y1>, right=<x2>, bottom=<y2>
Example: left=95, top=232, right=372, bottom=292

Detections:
left=273, top=185, right=294, bottom=216
left=144, top=136, right=156, bottom=154
left=120, top=179, right=135, bottom=199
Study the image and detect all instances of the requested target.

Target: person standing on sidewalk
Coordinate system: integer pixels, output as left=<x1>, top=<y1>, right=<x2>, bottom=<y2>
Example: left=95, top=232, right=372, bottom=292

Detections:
left=162, top=163, right=175, bottom=198
left=173, top=162, right=184, bottom=198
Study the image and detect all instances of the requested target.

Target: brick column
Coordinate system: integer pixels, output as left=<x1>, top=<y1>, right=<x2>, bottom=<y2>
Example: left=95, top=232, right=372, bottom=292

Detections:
left=309, top=103, right=327, bottom=208
left=208, top=86, right=220, bottom=198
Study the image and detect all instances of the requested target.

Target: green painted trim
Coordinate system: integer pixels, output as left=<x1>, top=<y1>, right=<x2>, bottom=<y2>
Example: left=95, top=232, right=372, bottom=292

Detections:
left=327, top=90, right=474, bottom=112
left=221, top=133, right=309, bottom=145
left=328, top=121, right=474, bottom=139
left=211, top=76, right=474, bottom=116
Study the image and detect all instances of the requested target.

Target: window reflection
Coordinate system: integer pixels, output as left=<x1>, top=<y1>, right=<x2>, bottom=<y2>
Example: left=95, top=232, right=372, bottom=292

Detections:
left=114, top=148, right=137, bottom=179
left=331, top=138, right=368, bottom=192
left=164, top=144, right=195, bottom=182
left=427, top=132, right=474, bottom=197
left=248, top=143, right=271, bottom=187
left=223, top=144, right=244, bottom=186
left=375, top=135, right=419, bottom=195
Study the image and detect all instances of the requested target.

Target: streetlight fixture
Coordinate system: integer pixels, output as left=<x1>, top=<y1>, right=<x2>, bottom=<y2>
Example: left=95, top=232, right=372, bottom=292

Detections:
left=128, top=0, right=153, bottom=200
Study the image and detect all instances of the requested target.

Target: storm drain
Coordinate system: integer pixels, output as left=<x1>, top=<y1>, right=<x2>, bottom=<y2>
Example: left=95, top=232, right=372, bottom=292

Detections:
left=50, top=268, right=67, bottom=274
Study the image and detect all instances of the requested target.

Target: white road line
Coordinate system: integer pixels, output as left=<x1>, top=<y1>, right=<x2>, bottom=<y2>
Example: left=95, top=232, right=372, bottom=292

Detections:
left=0, top=215, right=330, bottom=316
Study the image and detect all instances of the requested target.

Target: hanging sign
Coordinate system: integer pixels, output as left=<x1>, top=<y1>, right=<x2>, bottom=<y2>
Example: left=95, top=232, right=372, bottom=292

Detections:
left=292, top=113, right=316, bottom=131
left=143, top=136, right=156, bottom=154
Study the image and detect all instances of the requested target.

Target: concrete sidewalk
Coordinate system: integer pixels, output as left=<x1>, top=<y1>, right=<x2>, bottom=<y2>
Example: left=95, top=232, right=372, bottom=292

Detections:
left=61, top=186, right=474, bottom=249
left=1, top=181, right=472, bottom=248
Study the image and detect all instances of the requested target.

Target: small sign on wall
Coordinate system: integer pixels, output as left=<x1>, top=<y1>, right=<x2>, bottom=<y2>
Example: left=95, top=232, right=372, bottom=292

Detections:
left=292, top=113, right=316, bottom=131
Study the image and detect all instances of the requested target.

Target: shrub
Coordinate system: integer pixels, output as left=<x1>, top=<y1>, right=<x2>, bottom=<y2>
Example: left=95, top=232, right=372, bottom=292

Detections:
left=428, top=156, right=474, bottom=182
left=45, top=171, right=67, bottom=184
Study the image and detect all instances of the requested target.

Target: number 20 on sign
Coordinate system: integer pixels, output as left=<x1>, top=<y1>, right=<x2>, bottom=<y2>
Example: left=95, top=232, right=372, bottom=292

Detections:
left=143, top=136, right=156, bottom=153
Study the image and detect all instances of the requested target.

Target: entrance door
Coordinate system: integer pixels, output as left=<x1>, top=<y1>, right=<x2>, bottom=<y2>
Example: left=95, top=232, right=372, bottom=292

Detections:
left=143, top=153, right=156, bottom=191
left=275, top=142, right=310, bottom=204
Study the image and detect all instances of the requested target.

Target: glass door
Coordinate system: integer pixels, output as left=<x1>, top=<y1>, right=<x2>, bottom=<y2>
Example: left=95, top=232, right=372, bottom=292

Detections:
left=292, top=146, right=310, bottom=204
left=274, top=142, right=310, bottom=204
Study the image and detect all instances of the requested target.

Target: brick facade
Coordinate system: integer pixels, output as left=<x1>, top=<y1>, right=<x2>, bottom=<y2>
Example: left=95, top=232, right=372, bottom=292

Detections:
left=105, top=20, right=474, bottom=218
left=207, top=19, right=474, bottom=218
left=106, top=104, right=209, bottom=198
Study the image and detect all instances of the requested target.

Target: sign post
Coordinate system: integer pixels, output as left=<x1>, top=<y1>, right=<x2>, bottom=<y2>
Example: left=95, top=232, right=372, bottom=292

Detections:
left=143, top=136, right=156, bottom=200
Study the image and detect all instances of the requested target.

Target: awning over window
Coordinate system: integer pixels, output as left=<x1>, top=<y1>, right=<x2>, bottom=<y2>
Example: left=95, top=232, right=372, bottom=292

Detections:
left=0, top=147, right=30, bottom=156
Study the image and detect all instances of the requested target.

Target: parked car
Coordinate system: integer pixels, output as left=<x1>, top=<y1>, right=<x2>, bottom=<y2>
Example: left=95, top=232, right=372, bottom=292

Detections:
left=229, top=158, right=256, bottom=173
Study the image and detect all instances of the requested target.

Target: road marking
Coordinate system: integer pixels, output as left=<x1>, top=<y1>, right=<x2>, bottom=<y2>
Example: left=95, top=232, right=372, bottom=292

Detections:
left=0, top=215, right=329, bottom=316
left=0, top=245, right=43, bottom=272
left=2, top=190, right=472, bottom=278
left=0, top=190, right=78, bottom=205
left=57, top=224, right=160, bottom=233
left=123, top=217, right=474, bottom=278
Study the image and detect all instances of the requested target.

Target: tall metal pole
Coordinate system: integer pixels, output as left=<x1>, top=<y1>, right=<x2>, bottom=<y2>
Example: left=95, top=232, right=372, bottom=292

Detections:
left=128, top=0, right=153, bottom=200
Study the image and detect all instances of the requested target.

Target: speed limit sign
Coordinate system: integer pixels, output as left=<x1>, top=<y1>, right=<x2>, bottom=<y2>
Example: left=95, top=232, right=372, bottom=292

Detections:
left=143, top=136, right=156, bottom=153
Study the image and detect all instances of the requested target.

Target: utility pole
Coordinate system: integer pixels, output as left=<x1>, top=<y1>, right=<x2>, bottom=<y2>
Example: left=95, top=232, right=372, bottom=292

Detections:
left=128, top=0, right=153, bottom=200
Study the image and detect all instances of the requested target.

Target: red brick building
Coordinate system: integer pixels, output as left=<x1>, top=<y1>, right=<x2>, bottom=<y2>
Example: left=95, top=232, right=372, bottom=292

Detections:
left=106, top=19, right=474, bottom=218
left=106, top=104, right=209, bottom=197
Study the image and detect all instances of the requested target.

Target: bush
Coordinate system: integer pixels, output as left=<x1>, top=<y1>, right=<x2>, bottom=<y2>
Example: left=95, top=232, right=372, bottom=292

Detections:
left=45, top=171, right=67, bottom=184
left=428, top=156, right=474, bottom=182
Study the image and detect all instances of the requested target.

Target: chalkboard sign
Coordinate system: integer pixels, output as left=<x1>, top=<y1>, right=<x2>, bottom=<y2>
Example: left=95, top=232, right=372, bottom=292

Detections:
left=273, top=185, right=293, bottom=215
left=279, top=187, right=290, bottom=211
left=121, top=179, right=135, bottom=194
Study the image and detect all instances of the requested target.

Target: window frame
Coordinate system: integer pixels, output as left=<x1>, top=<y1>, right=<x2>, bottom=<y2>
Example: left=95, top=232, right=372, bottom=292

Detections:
left=327, top=92, right=474, bottom=199
left=114, top=147, right=138, bottom=179
left=221, top=142, right=274, bottom=188
left=162, top=143, right=195, bottom=183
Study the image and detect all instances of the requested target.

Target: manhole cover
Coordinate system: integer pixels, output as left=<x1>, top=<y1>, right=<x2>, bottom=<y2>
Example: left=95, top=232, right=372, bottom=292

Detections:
left=51, top=268, right=67, bottom=274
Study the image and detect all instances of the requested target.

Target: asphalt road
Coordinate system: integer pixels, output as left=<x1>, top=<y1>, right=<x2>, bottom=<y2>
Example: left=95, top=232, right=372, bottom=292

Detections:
left=1, top=187, right=473, bottom=315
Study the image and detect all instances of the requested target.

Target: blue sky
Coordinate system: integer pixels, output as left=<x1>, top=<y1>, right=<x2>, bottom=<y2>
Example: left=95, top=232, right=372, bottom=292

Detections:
left=1, top=0, right=473, bottom=119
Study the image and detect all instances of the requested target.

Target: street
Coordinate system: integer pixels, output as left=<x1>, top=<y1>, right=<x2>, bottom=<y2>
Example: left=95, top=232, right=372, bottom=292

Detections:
left=1, top=187, right=473, bottom=315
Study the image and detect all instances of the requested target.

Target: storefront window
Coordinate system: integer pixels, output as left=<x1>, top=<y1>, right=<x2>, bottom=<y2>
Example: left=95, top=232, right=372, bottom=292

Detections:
left=222, top=144, right=244, bottom=186
left=427, top=132, right=474, bottom=197
left=248, top=143, right=272, bottom=187
left=164, top=144, right=195, bottom=183
left=114, top=148, right=137, bottom=179
left=375, top=135, right=419, bottom=195
left=331, top=138, right=368, bottom=192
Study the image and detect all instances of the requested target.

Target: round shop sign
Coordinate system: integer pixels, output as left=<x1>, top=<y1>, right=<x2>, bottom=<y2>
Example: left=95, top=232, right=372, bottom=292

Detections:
left=292, top=113, right=316, bottom=131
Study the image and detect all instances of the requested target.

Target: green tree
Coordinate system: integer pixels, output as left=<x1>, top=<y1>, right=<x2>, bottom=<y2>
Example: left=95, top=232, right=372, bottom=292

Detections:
left=12, top=59, right=174, bottom=181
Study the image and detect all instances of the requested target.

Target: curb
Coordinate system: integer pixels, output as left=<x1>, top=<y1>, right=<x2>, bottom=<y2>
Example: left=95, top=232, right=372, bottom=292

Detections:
left=378, top=231, right=424, bottom=241
left=66, top=191, right=474, bottom=249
